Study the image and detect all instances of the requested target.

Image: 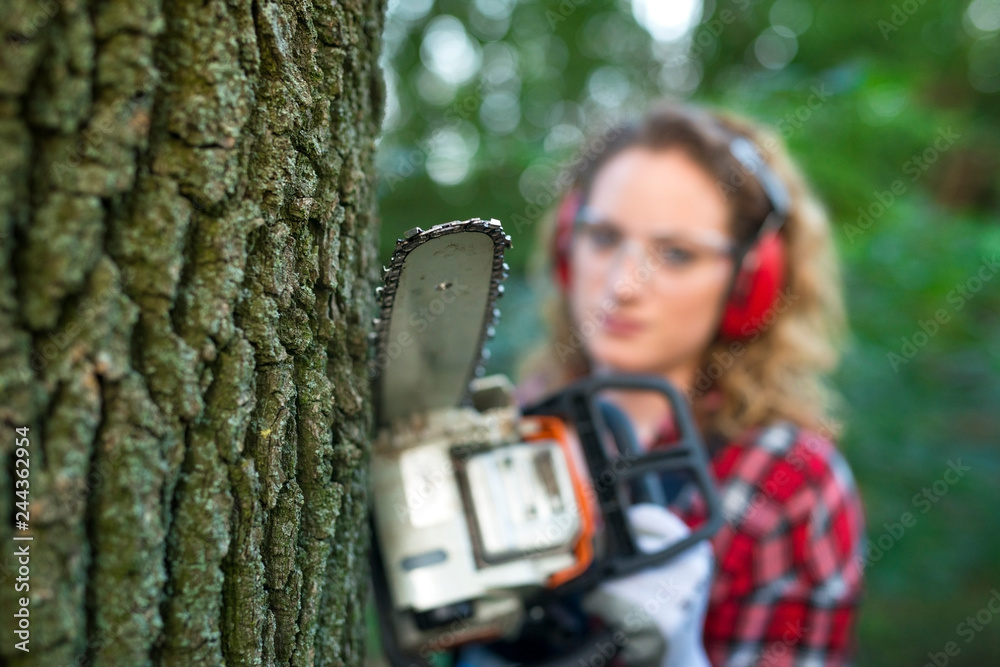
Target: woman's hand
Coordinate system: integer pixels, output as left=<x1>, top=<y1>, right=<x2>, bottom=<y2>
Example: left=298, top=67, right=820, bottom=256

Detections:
left=582, top=504, right=713, bottom=667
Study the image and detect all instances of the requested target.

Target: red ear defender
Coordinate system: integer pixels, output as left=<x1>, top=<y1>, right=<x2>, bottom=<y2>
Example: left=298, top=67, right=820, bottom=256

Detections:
left=718, top=229, right=786, bottom=339
left=719, top=136, right=791, bottom=340
left=553, top=189, right=582, bottom=292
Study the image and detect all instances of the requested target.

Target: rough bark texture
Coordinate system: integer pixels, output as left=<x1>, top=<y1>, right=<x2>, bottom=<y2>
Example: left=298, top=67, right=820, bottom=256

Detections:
left=0, top=0, right=384, bottom=664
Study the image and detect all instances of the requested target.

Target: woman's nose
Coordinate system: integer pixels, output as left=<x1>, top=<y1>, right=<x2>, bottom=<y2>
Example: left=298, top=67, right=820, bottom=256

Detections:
left=606, top=239, right=646, bottom=301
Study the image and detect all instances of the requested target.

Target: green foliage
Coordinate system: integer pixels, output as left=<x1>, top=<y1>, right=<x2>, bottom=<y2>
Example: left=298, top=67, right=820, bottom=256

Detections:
left=835, top=202, right=1000, bottom=665
left=377, top=0, right=1000, bottom=663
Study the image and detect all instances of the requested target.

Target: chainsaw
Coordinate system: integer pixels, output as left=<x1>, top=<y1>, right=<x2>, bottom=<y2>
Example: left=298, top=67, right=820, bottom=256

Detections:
left=369, top=219, right=723, bottom=666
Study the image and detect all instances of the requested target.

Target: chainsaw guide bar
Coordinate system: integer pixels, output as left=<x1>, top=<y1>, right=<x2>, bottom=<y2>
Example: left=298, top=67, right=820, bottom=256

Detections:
left=372, top=219, right=511, bottom=427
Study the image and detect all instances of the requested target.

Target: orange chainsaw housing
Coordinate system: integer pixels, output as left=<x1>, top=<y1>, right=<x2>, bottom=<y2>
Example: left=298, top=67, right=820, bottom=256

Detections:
left=521, top=415, right=597, bottom=588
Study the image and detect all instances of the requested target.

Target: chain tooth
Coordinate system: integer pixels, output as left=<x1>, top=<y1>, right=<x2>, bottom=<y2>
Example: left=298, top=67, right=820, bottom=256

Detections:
left=403, top=227, right=423, bottom=239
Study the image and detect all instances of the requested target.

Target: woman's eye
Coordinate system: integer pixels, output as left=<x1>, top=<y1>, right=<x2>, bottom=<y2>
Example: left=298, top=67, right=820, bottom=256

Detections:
left=656, top=245, right=696, bottom=265
left=583, top=225, right=620, bottom=250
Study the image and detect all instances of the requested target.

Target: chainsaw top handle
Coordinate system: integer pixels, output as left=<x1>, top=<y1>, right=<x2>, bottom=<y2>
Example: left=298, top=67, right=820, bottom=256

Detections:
left=522, top=373, right=724, bottom=589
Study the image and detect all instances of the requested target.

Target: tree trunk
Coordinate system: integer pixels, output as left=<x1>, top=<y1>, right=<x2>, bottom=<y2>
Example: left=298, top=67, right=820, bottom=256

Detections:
left=0, top=0, right=384, bottom=664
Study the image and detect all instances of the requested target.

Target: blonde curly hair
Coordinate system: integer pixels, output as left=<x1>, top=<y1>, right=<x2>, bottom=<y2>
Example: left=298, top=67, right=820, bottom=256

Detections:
left=520, top=100, right=847, bottom=441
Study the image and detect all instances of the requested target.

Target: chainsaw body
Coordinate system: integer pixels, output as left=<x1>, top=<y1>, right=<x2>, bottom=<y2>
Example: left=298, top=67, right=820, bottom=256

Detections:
left=372, top=376, right=591, bottom=655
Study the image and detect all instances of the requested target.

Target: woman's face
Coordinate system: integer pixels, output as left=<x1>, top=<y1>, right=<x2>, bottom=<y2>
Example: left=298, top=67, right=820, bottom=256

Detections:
left=569, top=147, right=735, bottom=390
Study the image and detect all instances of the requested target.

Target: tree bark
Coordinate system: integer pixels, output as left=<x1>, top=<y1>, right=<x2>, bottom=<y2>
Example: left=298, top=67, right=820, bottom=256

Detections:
left=0, top=0, right=384, bottom=664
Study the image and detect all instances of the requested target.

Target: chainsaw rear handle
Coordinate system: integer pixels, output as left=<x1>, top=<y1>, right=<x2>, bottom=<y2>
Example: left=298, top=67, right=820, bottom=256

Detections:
left=523, top=373, right=724, bottom=584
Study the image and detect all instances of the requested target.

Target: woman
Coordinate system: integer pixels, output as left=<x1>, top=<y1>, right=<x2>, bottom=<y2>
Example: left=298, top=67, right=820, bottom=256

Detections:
left=520, top=101, right=866, bottom=666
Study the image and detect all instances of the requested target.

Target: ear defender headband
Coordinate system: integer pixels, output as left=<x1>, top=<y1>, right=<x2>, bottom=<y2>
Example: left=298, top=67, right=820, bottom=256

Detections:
left=552, top=134, right=790, bottom=341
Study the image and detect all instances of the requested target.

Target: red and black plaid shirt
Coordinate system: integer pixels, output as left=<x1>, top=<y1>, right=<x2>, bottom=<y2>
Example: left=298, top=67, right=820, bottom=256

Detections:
left=673, top=422, right=865, bottom=666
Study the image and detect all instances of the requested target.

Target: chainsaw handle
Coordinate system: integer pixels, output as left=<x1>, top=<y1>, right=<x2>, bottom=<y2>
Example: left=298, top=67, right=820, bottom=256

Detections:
left=523, top=374, right=724, bottom=582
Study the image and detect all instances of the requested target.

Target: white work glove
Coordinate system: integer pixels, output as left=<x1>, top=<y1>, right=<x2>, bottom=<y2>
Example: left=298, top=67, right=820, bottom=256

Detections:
left=581, top=504, right=713, bottom=667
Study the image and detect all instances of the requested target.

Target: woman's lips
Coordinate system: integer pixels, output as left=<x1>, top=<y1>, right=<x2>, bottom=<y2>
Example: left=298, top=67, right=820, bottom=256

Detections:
left=602, top=315, right=644, bottom=336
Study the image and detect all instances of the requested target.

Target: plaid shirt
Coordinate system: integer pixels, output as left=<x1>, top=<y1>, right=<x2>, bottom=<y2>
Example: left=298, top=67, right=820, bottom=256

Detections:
left=671, top=422, right=865, bottom=667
